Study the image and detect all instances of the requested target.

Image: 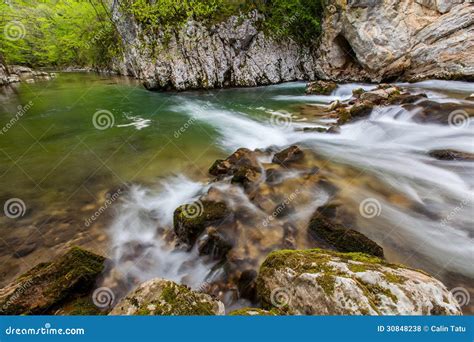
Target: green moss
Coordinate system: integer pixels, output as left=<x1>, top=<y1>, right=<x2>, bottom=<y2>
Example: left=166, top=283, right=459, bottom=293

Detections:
left=174, top=200, right=229, bottom=246
left=349, top=102, right=374, bottom=118
left=140, top=282, right=216, bottom=316
left=0, top=247, right=105, bottom=315
left=229, top=307, right=277, bottom=316
left=337, top=108, right=351, bottom=125
left=383, top=272, right=406, bottom=284
left=65, top=297, right=104, bottom=316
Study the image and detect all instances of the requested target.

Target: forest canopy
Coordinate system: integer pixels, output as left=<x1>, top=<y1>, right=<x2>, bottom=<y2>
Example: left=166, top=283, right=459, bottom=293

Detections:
left=0, top=0, right=324, bottom=68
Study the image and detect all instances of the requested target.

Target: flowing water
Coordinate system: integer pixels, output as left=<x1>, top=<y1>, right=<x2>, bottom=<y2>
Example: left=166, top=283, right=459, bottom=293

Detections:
left=0, top=74, right=472, bottom=312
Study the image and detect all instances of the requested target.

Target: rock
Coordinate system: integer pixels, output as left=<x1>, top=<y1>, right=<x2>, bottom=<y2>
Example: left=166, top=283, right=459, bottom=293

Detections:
left=272, top=146, right=304, bottom=166
left=466, top=93, right=474, bottom=101
left=109, top=278, right=224, bottom=315
left=0, top=247, right=105, bottom=315
left=349, top=102, right=375, bottom=118
left=209, top=148, right=260, bottom=177
left=317, top=1, right=473, bottom=82
left=10, top=65, right=33, bottom=74
left=237, top=269, right=258, bottom=301
left=429, top=149, right=474, bottom=161
left=112, top=10, right=317, bottom=91
left=174, top=200, right=230, bottom=247
left=308, top=205, right=384, bottom=258
left=7, top=75, right=20, bottom=83
left=197, top=227, right=233, bottom=260
left=352, top=88, right=366, bottom=97
left=231, top=165, right=262, bottom=189
left=305, top=80, right=337, bottom=95
left=229, top=307, right=277, bottom=316
left=257, top=249, right=462, bottom=315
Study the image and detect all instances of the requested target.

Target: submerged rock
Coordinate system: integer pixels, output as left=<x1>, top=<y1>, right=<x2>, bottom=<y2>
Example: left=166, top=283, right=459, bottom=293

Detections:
left=174, top=200, right=230, bottom=247
left=197, top=227, right=233, bottom=260
left=429, top=149, right=474, bottom=161
left=308, top=205, right=384, bottom=258
left=257, top=249, right=462, bottom=315
left=0, top=247, right=105, bottom=315
left=109, top=278, right=224, bottom=315
left=306, top=80, right=337, bottom=95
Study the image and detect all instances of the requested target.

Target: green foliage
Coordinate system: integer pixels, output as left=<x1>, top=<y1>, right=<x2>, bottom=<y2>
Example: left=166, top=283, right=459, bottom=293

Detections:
left=0, top=0, right=120, bottom=67
left=122, top=0, right=324, bottom=44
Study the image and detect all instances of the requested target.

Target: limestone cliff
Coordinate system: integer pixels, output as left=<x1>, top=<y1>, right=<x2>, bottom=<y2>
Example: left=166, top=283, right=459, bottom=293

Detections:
left=316, top=0, right=474, bottom=82
left=112, top=1, right=473, bottom=90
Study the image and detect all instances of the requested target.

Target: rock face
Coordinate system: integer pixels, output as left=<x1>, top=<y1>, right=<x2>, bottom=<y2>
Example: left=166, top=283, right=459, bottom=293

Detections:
left=112, top=10, right=317, bottom=91
left=257, top=249, right=462, bottom=315
left=0, top=62, right=9, bottom=85
left=109, top=278, right=225, bottom=315
left=112, top=2, right=473, bottom=90
left=316, top=0, right=474, bottom=82
left=0, top=247, right=105, bottom=315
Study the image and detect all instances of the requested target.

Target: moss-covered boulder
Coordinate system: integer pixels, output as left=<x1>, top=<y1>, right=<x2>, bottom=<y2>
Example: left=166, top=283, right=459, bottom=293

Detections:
left=229, top=307, right=277, bottom=316
left=306, top=81, right=337, bottom=95
left=0, top=247, right=105, bottom=315
left=109, top=278, right=224, bottom=315
left=257, top=249, right=462, bottom=315
left=174, top=200, right=230, bottom=247
left=308, top=206, right=384, bottom=258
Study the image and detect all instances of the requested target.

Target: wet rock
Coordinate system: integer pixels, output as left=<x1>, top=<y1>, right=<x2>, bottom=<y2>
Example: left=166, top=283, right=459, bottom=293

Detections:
left=352, top=88, right=366, bottom=98
left=272, top=146, right=304, bottom=166
left=388, top=93, right=428, bottom=105
left=231, top=165, right=261, bottom=189
left=411, top=100, right=474, bottom=124
left=466, top=93, right=474, bottom=101
left=300, top=127, right=328, bottom=133
left=12, top=241, right=37, bottom=258
left=109, top=278, right=225, bottom=315
left=209, top=148, right=260, bottom=177
left=265, top=168, right=283, bottom=185
left=0, top=247, right=105, bottom=315
left=174, top=200, right=230, bottom=247
left=429, top=149, right=474, bottom=161
left=308, top=205, right=384, bottom=258
left=229, top=307, right=276, bottom=315
left=327, top=126, right=341, bottom=134
left=198, top=227, right=233, bottom=260
left=349, top=101, right=375, bottom=118
left=306, top=80, right=337, bottom=95
left=257, top=249, right=462, bottom=315
left=237, top=269, right=258, bottom=302
left=360, top=89, right=390, bottom=104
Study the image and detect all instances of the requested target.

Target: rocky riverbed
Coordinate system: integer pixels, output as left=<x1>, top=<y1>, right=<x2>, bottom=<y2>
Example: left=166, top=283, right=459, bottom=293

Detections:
left=1, top=81, right=472, bottom=315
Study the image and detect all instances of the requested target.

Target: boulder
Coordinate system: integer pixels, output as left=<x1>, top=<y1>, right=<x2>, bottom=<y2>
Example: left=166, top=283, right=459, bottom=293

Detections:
left=257, top=249, right=462, bottom=315
left=317, top=1, right=473, bottom=82
left=229, top=307, right=277, bottom=316
left=308, top=205, right=384, bottom=258
left=305, top=80, right=337, bottom=95
left=0, top=247, right=105, bottom=315
left=197, top=227, right=233, bottom=260
left=174, top=200, right=230, bottom=247
left=272, top=146, right=304, bottom=166
left=109, top=278, right=224, bottom=315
